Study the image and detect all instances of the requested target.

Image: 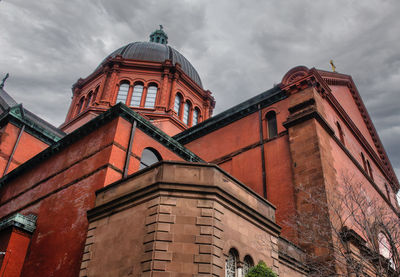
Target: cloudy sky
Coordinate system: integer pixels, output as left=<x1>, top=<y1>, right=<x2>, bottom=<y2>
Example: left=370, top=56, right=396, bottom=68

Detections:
left=0, top=0, right=399, bottom=177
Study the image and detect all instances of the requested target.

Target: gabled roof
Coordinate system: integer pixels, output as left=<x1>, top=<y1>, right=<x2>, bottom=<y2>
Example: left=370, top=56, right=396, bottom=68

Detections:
left=0, top=88, right=65, bottom=144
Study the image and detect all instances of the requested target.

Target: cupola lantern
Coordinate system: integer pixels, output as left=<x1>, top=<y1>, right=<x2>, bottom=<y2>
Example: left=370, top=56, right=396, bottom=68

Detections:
left=149, top=25, right=168, bottom=44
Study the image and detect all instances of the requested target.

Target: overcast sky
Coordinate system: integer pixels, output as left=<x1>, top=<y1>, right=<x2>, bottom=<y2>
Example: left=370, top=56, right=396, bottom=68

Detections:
left=0, top=0, right=399, bottom=178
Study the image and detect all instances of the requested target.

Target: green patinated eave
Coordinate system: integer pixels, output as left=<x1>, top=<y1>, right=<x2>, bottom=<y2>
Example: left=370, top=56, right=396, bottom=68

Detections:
left=0, top=213, right=37, bottom=233
left=0, top=105, right=65, bottom=145
left=0, top=103, right=202, bottom=188
left=173, top=86, right=286, bottom=144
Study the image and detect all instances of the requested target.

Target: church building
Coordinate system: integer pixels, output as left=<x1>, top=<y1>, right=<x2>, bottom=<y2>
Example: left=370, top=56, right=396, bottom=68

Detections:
left=0, top=27, right=398, bottom=277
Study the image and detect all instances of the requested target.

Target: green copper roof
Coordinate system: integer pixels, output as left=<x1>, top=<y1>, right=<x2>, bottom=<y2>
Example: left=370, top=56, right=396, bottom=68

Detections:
left=0, top=213, right=37, bottom=233
left=149, top=25, right=168, bottom=44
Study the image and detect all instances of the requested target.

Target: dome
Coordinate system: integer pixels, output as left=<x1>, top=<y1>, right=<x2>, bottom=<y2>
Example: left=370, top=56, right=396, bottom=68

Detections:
left=100, top=41, right=203, bottom=88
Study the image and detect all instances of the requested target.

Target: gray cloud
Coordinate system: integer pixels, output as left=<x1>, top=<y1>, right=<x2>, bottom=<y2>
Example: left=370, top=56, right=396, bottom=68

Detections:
left=0, top=0, right=399, bottom=177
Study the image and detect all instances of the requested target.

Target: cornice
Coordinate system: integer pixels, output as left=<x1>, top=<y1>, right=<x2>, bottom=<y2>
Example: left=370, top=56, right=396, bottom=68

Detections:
left=0, top=213, right=37, bottom=234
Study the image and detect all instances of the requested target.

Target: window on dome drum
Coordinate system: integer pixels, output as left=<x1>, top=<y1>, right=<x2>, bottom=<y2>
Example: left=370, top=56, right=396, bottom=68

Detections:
left=183, top=101, right=191, bottom=125
left=192, top=108, right=200, bottom=126
left=243, top=255, right=254, bottom=276
left=266, top=111, right=277, bottom=139
left=116, top=81, right=130, bottom=104
left=336, top=121, right=345, bottom=145
left=225, top=249, right=238, bottom=277
left=174, top=94, right=183, bottom=116
left=139, top=148, right=162, bottom=170
left=144, top=84, right=158, bottom=108
left=77, top=97, right=84, bottom=114
left=131, top=83, right=144, bottom=107
left=85, top=91, right=93, bottom=109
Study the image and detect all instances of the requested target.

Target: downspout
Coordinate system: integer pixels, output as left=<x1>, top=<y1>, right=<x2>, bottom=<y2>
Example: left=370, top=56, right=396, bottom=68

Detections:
left=123, top=120, right=137, bottom=178
left=258, top=104, right=267, bottom=199
left=3, top=125, right=25, bottom=177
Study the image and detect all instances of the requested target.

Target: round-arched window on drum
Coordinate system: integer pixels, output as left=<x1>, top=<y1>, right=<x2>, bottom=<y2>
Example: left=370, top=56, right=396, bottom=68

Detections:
left=174, top=93, right=183, bottom=116
left=116, top=81, right=130, bottom=104
left=145, top=84, right=158, bottom=108
left=131, top=82, right=144, bottom=107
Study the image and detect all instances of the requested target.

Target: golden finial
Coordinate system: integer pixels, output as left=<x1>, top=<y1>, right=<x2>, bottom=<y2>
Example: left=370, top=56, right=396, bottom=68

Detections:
left=330, top=60, right=336, bottom=72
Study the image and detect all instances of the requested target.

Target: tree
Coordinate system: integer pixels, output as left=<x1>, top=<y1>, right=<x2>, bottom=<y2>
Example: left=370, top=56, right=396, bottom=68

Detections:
left=289, top=173, right=400, bottom=276
left=245, top=261, right=278, bottom=277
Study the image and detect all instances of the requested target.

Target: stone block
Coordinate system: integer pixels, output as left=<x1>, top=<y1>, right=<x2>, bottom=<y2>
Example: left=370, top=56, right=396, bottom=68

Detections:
left=195, top=235, right=212, bottom=244
left=200, top=226, right=213, bottom=235
left=199, top=244, right=212, bottom=254
left=160, top=196, right=177, bottom=206
left=198, top=263, right=212, bottom=274
left=158, top=214, right=176, bottom=224
left=196, top=217, right=213, bottom=226
left=197, top=199, right=213, bottom=208
left=201, top=208, right=213, bottom=217
left=154, top=251, right=172, bottom=261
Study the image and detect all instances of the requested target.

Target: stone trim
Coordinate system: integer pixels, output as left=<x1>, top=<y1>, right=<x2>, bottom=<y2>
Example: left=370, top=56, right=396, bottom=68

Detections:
left=141, top=196, right=176, bottom=276
left=194, top=199, right=224, bottom=276
left=79, top=221, right=97, bottom=277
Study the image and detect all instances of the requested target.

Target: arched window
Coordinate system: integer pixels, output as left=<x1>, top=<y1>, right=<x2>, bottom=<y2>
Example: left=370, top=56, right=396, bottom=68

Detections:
left=361, top=153, right=367, bottom=172
left=226, top=249, right=238, bottom=277
left=378, top=232, right=395, bottom=268
left=77, top=97, right=85, bottom=114
left=139, top=148, right=162, bottom=170
left=192, top=108, right=200, bottom=126
left=85, top=91, right=93, bottom=109
left=92, top=86, right=99, bottom=104
left=144, top=84, right=158, bottom=108
left=336, top=121, right=345, bottom=145
left=174, top=93, right=183, bottom=116
left=367, top=160, right=374, bottom=180
left=266, top=111, right=277, bottom=139
left=116, top=81, right=130, bottom=104
left=131, top=82, right=144, bottom=107
left=183, top=101, right=191, bottom=125
left=243, top=255, right=254, bottom=276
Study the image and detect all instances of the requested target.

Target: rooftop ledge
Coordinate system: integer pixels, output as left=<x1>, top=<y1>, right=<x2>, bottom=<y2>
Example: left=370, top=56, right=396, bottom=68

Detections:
left=89, top=161, right=280, bottom=233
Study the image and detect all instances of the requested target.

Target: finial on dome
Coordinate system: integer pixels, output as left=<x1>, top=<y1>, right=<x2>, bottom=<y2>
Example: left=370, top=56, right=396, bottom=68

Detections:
left=150, top=25, right=168, bottom=44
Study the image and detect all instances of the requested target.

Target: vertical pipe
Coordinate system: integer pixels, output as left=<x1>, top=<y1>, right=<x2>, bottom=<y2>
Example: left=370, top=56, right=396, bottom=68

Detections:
left=3, top=125, right=25, bottom=177
left=258, top=105, right=267, bottom=199
left=123, top=120, right=137, bottom=178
